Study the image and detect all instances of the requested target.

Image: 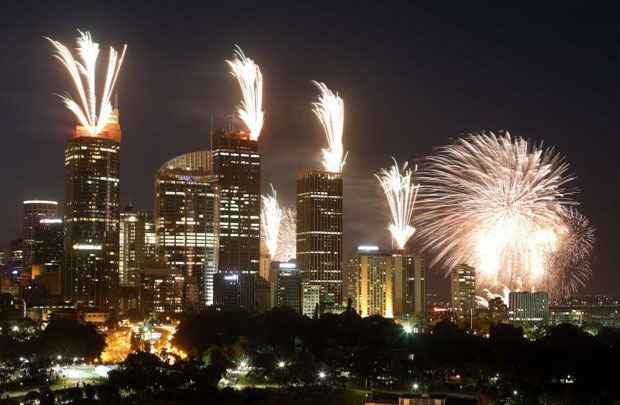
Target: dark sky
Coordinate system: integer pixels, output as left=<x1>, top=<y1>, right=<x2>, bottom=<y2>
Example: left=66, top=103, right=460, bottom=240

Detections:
left=1, top=2, right=618, bottom=297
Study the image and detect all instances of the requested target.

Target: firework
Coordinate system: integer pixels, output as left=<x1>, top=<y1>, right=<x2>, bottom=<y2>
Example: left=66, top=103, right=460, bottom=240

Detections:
left=261, top=185, right=283, bottom=259
left=311, top=81, right=347, bottom=173
left=47, top=30, right=127, bottom=136
left=375, top=159, right=420, bottom=251
left=416, top=131, right=577, bottom=294
left=274, top=207, right=296, bottom=263
left=226, top=46, right=264, bottom=141
left=545, top=208, right=595, bottom=298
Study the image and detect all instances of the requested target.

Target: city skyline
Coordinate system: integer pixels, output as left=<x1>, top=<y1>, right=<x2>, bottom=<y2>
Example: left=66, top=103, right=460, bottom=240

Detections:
left=1, top=2, right=618, bottom=297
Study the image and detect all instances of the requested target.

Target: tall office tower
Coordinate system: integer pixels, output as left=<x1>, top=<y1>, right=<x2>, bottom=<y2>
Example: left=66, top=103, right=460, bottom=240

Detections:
left=404, top=253, right=426, bottom=322
left=32, top=218, right=64, bottom=274
left=211, top=130, right=261, bottom=275
left=269, top=262, right=301, bottom=313
left=155, top=151, right=219, bottom=307
left=63, top=110, right=121, bottom=310
left=353, top=246, right=392, bottom=317
left=509, top=291, right=550, bottom=324
left=23, top=200, right=58, bottom=273
left=119, top=205, right=148, bottom=288
left=296, top=170, right=344, bottom=310
left=450, top=264, right=476, bottom=320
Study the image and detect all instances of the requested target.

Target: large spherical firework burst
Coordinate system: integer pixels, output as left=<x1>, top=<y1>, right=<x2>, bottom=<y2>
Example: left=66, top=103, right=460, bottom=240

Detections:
left=416, top=131, right=583, bottom=295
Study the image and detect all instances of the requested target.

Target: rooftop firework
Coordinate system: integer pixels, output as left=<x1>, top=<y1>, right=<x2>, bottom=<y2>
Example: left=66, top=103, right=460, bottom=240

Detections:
left=226, top=46, right=264, bottom=141
left=375, top=158, right=420, bottom=251
left=311, top=81, right=346, bottom=173
left=261, top=185, right=283, bottom=259
left=47, top=30, right=127, bottom=136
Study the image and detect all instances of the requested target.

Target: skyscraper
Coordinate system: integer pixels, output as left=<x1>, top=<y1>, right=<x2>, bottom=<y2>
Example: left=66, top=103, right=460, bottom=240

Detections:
left=296, top=170, right=343, bottom=310
left=23, top=200, right=58, bottom=273
left=155, top=151, right=219, bottom=307
left=63, top=110, right=121, bottom=310
left=403, top=253, right=426, bottom=322
left=211, top=130, right=261, bottom=275
left=450, top=264, right=476, bottom=320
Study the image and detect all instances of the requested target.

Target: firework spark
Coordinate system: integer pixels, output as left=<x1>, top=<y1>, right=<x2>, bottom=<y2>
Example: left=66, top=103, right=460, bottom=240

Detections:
left=311, top=81, right=347, bottom=173
left=261, top=185, right=283, bottom=259
left=416, top=132, right=578, bottom=294
left=274, top=207, right=296, bottom=263
left=226, top=46, right=264, bottom=141
left=47, top=30, right=127, bottom=136
left=375, top=159, right=420, bottom=251
left=546, top=208, right=595, bottom=298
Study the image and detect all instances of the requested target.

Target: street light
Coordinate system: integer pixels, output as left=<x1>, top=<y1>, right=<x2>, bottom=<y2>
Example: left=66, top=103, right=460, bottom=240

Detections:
left=318, top=371, right=326, bottom=379
left=277, top=361, right=286, bottom=369
left=403, top=324, right=413, bottom=334
left=412, top=382, right=419, bottom=391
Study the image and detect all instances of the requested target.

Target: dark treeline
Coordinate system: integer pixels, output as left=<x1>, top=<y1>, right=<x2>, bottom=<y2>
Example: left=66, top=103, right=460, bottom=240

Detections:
left=171, top=306, right=620, bottom=404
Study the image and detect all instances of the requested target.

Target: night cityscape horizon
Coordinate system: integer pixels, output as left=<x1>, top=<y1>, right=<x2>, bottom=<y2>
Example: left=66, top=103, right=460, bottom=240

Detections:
left=1, top=2, right=619, bottom=404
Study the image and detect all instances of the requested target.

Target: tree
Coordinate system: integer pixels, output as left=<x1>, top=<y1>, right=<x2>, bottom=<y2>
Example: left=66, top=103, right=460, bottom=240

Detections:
left=38, top=319, right=105, bottom=360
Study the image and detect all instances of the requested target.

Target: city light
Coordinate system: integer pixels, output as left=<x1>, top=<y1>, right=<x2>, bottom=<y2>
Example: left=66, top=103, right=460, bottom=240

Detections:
left=226, top=45, right=264, bottom=140
left=277, top=361, right=286, bottom=369
left=47, top=30, right=127, bottom=136
left=402, top=324, right=414, bottom=334
left=311, top=81, right=346, bottom=173
left=318, top=370, right=326, bottom=379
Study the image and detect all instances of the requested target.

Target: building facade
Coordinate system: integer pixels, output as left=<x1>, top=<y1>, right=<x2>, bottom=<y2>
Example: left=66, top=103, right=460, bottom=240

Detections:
left=213, top=272, right=270, bottom=311
left=211, top=130, right=261, bottom=275
left=119, top=205, right=148, bottom=288
left=508, top=291, right=550, bottom=323
left=32, top=218, right=64, bottom=274
left=296, top=170, right=343, bottom=310
left=355, top=246, right=392, bottom=317
left=302, top=282, right=321, bottom=318
left=63, top=111, right=121, bottom=310
left=140, top=267, right=184, bottom=315
left=23, top=200, right=59, bottom=273
left=450, top=264, right=476, bottom=319
left=270, top=261, right=301, bottom=313
left=155, top=150, right=219, bottom=307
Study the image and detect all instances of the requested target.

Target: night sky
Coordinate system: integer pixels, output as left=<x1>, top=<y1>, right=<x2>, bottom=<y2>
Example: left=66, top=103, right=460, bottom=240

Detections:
left=1, top=2, right=618, bottom=297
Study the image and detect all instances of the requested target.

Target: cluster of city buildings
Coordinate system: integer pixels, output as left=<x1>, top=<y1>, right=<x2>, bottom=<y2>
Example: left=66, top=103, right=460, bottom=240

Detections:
left=1, top=108, right=618, bottom=333
left=0, top=107, right=428, bottom=326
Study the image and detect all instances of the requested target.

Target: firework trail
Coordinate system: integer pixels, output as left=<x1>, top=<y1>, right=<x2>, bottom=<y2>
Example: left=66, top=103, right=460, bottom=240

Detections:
left=274, top=207, right=296, bottom=263
left=375, top=159, right=420, bottom=251
left=261, top=185, right=283, bottom=259
left=47, top=30, right=127, bottom=136
left=311, top=81, right=347, bottom=173
left=227, top=46, right=264, bottom=141
left=416, top=131, right=578, bottom=294
left=545, top=208, right=595, bottom=299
